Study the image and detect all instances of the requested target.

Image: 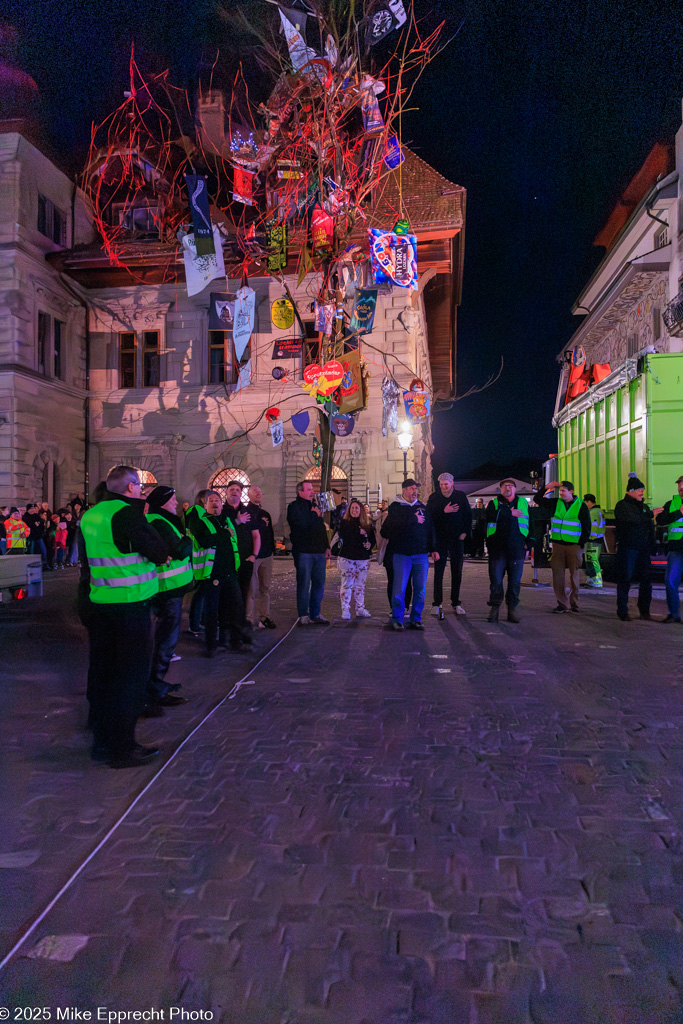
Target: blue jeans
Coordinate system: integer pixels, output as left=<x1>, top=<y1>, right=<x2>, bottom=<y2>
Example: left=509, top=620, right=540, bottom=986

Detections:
left=29, top=537, right=48, bottom=565
left=149, top=595, right=183, bottom=697
left=616, top=547, right=652, bottom=618
left=488, top=553, right=524, bottom=608
left=392, top=553, right=429, bottom=623
left=665, top=550, right=683, bottom=618
left=295, top=552, right=326, bottom=618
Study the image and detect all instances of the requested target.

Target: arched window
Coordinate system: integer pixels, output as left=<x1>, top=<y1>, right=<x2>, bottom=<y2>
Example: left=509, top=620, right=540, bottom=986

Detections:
left=304, top=464, right=348, bottom=502
left=210, top=468, right=250, bottom=505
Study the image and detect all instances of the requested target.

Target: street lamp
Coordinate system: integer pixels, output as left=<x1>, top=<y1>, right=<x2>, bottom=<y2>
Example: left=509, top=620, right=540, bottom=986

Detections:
left=397, top=420, right=413, bottom=478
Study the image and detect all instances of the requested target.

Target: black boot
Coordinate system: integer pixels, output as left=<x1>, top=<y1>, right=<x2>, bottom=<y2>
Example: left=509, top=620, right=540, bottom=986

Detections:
left=507, top=606, right=521, bottom=623
left=487, top=606, right=499, bottom=623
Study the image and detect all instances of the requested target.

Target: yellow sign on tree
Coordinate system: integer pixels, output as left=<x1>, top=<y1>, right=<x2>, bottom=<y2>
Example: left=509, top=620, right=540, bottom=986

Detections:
left=271, top=297, right=295, bottom=330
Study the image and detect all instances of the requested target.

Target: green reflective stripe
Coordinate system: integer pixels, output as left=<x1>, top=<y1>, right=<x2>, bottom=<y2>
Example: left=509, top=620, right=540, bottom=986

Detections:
left=551, top=497, right=583, bottom=543
left=486, top=496, right=529, bottom=539
left=91, top=569, right=158, bottom=588
left=668, top=497, right=683, bottom=540
left=146, top=512, right=193, bottom=593
left=89, top=553, right=148, bottom=567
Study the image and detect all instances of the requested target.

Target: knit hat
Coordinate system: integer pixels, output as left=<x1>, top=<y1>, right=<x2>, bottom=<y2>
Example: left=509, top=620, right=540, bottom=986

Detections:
left=146, top=485, right=175, bottom=509
left=626, top=472, right=645, bottom=492
left=9, top=506, right=19, bottom=515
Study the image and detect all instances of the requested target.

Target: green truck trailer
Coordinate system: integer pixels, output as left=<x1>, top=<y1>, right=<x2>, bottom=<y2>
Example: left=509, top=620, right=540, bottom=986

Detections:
left=556, top=352, right=683, bottom=517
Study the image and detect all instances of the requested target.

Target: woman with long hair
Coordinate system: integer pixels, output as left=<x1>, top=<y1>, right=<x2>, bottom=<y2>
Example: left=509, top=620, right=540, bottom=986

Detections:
left=336, top=499, right=376, bottom=619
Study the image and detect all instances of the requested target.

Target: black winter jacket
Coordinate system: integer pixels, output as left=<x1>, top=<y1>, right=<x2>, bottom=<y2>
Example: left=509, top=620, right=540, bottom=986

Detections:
left=286, top=496, right=329, bottom=554
left=380, top=499, right=436, bottom=556
left=336, top=519, right=376, bottom=560
left=615, top=495, right=655, bottom=552
left=426, top=488, right=471, bottom=545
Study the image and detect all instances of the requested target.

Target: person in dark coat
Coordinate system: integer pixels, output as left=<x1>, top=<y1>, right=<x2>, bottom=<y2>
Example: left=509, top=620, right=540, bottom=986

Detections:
left=655, top=474, right=683, bottom=623
left=287, top=480, right=330, bottom=625
left=485, top=479, right=530, bottom=623
left=245, top=484, right=277, bottom=629
left=471, top=498, right=486, bottom=558
left=380, top=479, right=439, bottom=631
left=614, top=473, right=655, bottom=621
left=425, top=473, right=471, bottom=618
left=222, top=480, right=261, bottom=623
left=145, top=486, right=193, bottom=712
left=334, top=499, right=376, bottom=619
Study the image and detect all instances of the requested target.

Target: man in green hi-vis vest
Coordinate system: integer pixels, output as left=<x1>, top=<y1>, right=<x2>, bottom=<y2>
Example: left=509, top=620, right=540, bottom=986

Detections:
left=534, top=479, right=591, bottom=613
left=79, top=465, right=171, bottom=769
left=655, top=474, right=683, bottom=623
left=484, top=478, right=530, bottom=623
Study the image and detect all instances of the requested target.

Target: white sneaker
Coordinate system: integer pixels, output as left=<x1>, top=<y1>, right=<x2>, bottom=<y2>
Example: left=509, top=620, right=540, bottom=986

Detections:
left=356, top=608, right=372, bottom=617
left=341, top=611, right=351, bottom=620
left=257, top=620, right=266, bottom=629
left=170, top=654, right=182, bottom=662
left=431, top=604, right=442, bottom=617
left=298, top=615, right=311, bottom=626
left=454, top=604, right=466, bottom=615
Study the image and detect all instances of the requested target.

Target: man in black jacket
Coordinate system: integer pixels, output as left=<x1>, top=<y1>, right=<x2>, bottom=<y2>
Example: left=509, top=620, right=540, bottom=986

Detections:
left=485, top=479, right=530, bottom=623
left=287, top=480, right=330, bottom=625
left=426, top=472, right=471, bottom=618
left=145, top=486, right=193, bottom=711
left=223, top=480, right=261, bottom=615
left=381, top=479, right=439, bottom=631
left=615, top=473, right=655, bottom=621
left=655, top=474, right=683, bottom=623
left=246, top=484, right=277, bottom=629
left=79, top=466, right=171, bottom=769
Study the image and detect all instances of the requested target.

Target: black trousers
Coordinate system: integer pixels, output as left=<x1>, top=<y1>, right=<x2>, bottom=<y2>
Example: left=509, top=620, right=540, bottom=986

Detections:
left=433, top=537, right=464, bottom=606
left=87, top=602, right=153, bottom=758
left=148, top=595, right=183, bottom=698
left=616, top=547, right=652, bottom=618
left=237, top=559, right=254, bottom=619
left=201, top=576, right=245, bottom=651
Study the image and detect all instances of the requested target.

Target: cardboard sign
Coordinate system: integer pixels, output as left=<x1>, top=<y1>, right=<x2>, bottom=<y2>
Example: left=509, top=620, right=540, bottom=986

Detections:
left=349, top=288, right=377, bottom=335
left=338, top=350, right=365, bottom=414
left=302, top=360, right=344, bottom=398
left=271, top=297, right=295, bottom=329
left=403, top=389, right=430, bottom=422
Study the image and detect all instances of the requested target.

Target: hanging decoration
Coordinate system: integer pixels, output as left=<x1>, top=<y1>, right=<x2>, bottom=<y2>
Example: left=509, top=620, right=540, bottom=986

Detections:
left=329, top=412, right=355, bottom=437
left=272, top=337, right=303, bottom=358
left=266, top=220, right=288, bottom=273
left=338, top=351, right=366, bottom=414
left=381, top=375, right=401, bottom=436
left=291, top=410, right=310, bottom=435
left=233, top=285, right=255, bottom=360
left=314, top=299, right=335, bottom=335
left=349, top=288, right=377, bottom=335
left=209, top=293, right=235, bottom=332
left=235, top=359, right=252, bottom=393
left=272, top=366, right=287, bottom=380
left=369, top=228, right=418, bottom=290
left=184, top=173, right=214, bottom=256
left=384, top=134, right=405, bottom=170
left=403, top=388, right=430, bottom=422
left=271, top=297, right=295, bottom=330
left=365, top=0, right=408, bottom=45
left=182, top=227, right=225, bottom=297
left=270, top=420, right=284, bottom=447
left=302, top=360, right=344, bottom=399
left=312, top=438, right=322, bottom=466
left=278, top=5, right=317, bottom=71
left=232, top=166, right=254, bottom=206
left=311, top=205, right=334, bottom=253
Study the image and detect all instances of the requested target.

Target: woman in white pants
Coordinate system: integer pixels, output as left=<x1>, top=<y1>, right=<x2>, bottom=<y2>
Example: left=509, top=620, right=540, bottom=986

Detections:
left=335, top=500, right=376, bottom=619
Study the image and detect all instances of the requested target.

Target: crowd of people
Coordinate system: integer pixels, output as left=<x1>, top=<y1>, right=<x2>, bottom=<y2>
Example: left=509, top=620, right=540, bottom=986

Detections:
left=2, top=465, right=681, bottom=769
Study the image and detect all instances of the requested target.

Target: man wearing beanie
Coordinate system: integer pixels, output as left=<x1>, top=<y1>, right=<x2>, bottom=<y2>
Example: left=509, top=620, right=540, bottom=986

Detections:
left=533, top=479, right=591, bottom=613
left=145, top=486, right=194, bottom=711
left=655, top=474, right=683, bottom=623
left=614, top=473, right=655, bottom=621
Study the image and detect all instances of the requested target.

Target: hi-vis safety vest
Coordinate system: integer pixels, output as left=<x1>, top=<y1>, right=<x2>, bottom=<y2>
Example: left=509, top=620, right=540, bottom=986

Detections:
left=146, top=513, right=193, bottom=594
left=186, top=505, right=240, bottom=581
left=551, top=496, right=583, bottom=543
left=668, top=495, right=683, bottom=542
left=589, top=506, right=605, bottom=542
left=5, top=518, right=29, bottom=551
left=486, top=496, right=529, bottom=538
left=80, top=500, right=158, bottom=604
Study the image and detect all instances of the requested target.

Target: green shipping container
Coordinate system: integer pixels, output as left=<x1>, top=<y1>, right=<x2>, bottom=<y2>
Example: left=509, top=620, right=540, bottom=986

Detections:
left=557, top=353, right=683, bottom=515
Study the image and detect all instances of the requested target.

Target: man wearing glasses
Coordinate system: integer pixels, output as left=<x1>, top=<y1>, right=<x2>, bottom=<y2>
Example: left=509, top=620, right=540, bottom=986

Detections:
left=79, top=465, right=170, bottom=768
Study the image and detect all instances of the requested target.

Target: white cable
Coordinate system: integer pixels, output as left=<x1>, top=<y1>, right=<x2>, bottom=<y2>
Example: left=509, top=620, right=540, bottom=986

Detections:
left=0, top=619, right=299, bottom=972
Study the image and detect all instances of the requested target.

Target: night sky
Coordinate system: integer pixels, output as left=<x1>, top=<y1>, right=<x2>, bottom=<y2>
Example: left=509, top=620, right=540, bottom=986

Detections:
left=5, top=0, right=683, bottom=477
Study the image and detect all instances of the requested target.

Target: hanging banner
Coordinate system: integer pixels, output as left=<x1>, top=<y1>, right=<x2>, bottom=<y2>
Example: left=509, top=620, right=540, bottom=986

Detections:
left=349, top=288, right=377, bottom=335
left=278, top=6, right=316, bottom=71
left=291, top=410, right=310, bottom=435
left=185, top=174, right=214, bottom=256
left=314, top=300, right=334, bottom=335
left=317, top=360, right=344, bottom=397
left=369, top=228, right=418, bottom=290
left=270, top=420, right=284, bottom=447
left=384, top=134, right=405, bottom=170
left=366, top=0, right=407, bottom=46
left=330, top=412, right=355, bottom=437
left=233, top=286, right=255, bottom=361
left=182, top=227, right=225, bottom=297
left=233, top=166, right=254, bottom=205
left=311, top=205, right=334, bottom=253
left=403, top=388, right=431, bottom=423
left=235, top=359, right=251, bottom=393
left=266, top=221, right=288, bottom=273
left=209, top=293, right=235, bottom=332
left=272, top=337, right=303, bottom=359
left=381, top=375, right=401, bottom=436
left=271, top=297, right=295, bottom=330
left=338, top=350, right=365, bottom=414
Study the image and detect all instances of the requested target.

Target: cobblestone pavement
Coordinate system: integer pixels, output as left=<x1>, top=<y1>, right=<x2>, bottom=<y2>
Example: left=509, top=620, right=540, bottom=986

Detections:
left=2, top=560, right=683, bottom=1023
